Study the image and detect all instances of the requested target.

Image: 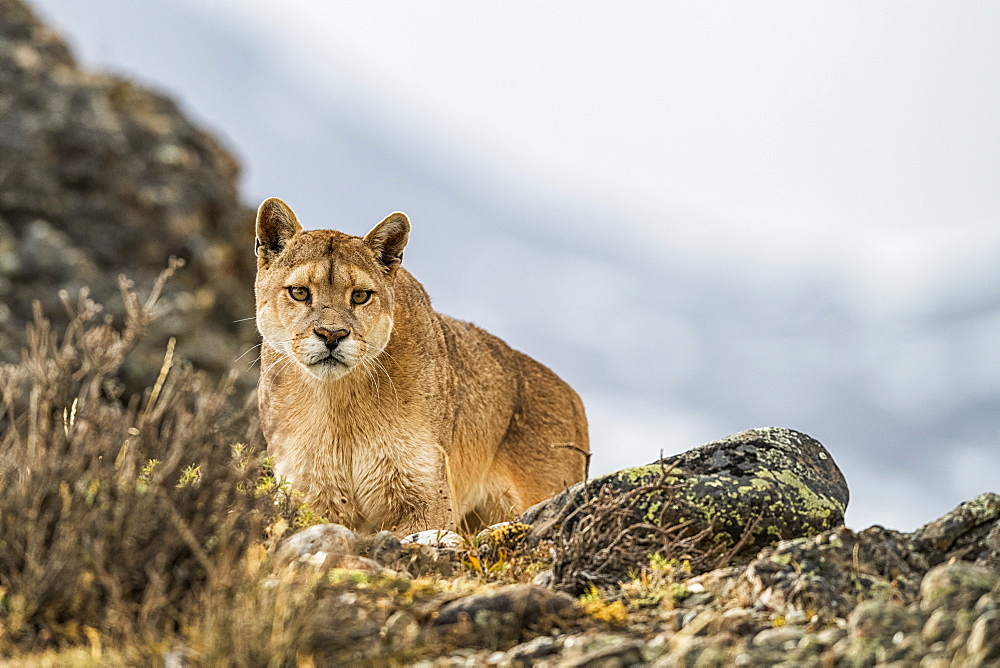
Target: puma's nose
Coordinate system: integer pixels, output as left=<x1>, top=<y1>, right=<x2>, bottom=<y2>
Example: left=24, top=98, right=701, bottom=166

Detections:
left=314, top=327, right=350, bottom=350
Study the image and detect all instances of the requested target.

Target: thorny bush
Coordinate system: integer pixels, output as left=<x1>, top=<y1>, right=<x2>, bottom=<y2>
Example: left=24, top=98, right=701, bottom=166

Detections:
left=546, top=464, right=756, bottom=595
left=0, top=261, right=272, bottom=656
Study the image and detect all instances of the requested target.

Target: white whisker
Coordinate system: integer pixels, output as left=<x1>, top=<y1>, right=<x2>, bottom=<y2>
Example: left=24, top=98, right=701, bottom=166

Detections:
left=233, top=343, right=262, bottom=364
left=258, top=343, right=296, bottom=385
left=360, top=358, right=383, bottom=418
left=367, top=348, right=400, bottom=410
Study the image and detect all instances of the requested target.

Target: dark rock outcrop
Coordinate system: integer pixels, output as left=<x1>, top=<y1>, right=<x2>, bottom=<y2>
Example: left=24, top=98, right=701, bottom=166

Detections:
left=520, top=427, right=849, bottom=561
left=729, top=493, right=1000, bottom=665
left=432, top=584, right=578, bottom=648
left=909, top=491, right=1000, bottom=571
left=0, top=0, right=257, bottom=386
left=740, top=492, right=1000, bottom=620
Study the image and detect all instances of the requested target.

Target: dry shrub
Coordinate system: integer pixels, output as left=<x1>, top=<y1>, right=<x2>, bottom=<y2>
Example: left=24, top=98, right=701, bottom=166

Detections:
left=0, top=262, right=271, bottom=657
left=546, top=465, right=756, bottom=595
left=184, top=569, right=420, bottom=666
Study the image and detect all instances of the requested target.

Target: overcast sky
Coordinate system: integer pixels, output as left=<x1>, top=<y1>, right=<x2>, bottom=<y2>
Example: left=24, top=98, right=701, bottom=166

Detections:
left=172, top=1, right=999, bottom=328
left=193, top=3, right=1000, bottom=244
left=30, top=0, right=1000, bottom=531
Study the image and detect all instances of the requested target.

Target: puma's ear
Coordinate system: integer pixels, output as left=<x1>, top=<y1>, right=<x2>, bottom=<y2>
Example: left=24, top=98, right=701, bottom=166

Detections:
left=363, top=212, right=410, bottom=275
left=255, top=197, right=302, bottom=262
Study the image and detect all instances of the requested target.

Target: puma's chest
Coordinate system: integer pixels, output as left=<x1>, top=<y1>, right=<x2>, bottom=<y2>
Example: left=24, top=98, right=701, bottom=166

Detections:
left=267, top=411, right=440, bottom=530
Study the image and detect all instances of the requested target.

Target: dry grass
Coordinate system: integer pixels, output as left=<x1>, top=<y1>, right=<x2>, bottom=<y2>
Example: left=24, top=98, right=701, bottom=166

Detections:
left=0, top=263, right=273, bottom=659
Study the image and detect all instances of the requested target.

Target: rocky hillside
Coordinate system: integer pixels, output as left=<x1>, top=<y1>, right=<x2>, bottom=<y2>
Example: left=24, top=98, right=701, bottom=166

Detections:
left=1, top=270, right=998, bottom=664
left=275, top=494, right=1000, bottom=666
left=0, top=0, right=258, bottom=388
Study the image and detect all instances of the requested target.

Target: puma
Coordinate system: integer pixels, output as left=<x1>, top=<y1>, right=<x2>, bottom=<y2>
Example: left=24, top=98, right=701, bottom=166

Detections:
left=254, top=198, right=589, bottom=534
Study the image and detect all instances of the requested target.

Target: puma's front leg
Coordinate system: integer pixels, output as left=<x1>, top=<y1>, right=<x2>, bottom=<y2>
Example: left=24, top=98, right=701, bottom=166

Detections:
left=394, top=463, right=454, bottom=535
left=364, top=448, right=454, bottom=535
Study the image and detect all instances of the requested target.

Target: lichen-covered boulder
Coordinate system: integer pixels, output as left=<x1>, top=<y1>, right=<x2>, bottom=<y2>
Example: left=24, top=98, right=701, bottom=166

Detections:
left=740, top=526, right=917, bottom=619
left=520, top=427, right=849, bottom=562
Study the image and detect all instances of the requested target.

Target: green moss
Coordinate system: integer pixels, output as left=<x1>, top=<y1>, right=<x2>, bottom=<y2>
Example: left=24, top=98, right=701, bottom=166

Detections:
left=770, top=552, right=793, bottom=566
left=737, top=478, right=773, bottom=495
left=756, top=468, right=844, bottom=520
left=958, top=492, right=1000, bottom=523
left=329, top=569, right=372, bottom=585
left=606, top=466, right=682, bottom=487
left=670, top=582, right=693, bottom=601
left=612, top=466, right=660, bottom=485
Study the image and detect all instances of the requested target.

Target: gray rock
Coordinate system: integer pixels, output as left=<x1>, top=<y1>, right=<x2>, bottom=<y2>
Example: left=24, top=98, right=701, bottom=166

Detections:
left=919, top=561, right=1000, bottom=613
left=847, top=600, right=921, bottom=645
left=506, top=635, right=558, bottom=663
left=434, top=584, right=578, bottom=648
left=975, top=592, right=1000, bottom=614
left=967, top=609, right=1000, bottom=662
left=521, top=428, right=849, bottom=565
left=397, top=543, right=459, bottom=578
left=735, top=494, right=1000, bottom=638
left=402, top=529, right=465, bottom=548
left=910, top=493, right=1000, bottom=572
left=743, top=526, right=908, bottom=619
left=559, top=639, right=644, bottom=667
left=272, top=523, right=357, bottom=568
left=381, top=610, right=420, bottom=647
left=814, top=626, right=847, bottom=647
left=484, top=651, right=506, bottom=665
left=922, top=608, right=957, bottom=645
left=369, top=530, right=403, bottom=565
left=650, top=636, right=722, bottom=667
left=882, top=633, right=927, bottom=664
left=718, top=608, right=766, bottom=637
left=752, top=625, right=806, bottom=649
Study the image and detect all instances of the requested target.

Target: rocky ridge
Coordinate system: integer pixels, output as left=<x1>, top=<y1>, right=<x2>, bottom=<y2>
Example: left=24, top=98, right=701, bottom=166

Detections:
left=252, top=428, right=999, bottom=665
left=268, top=492, right=1000, bottom=666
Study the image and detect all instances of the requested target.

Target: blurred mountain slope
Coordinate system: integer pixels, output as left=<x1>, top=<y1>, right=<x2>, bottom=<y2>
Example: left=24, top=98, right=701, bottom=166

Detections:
left=0, top=0, right=258, bottom=386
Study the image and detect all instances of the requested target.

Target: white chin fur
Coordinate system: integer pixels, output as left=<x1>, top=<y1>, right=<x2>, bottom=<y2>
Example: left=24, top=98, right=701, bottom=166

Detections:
left=296, top=338, right=363, bottom=381
left=301, top=357, right=355, bottom=381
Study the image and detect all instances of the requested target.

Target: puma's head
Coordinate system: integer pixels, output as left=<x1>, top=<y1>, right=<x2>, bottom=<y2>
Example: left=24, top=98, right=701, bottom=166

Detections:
left=254, top=197, right=409, bottom=381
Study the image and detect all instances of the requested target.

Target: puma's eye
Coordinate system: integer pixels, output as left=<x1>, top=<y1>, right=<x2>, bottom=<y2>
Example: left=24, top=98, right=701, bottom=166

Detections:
left=351, top=289, right=372, bottom=305
left=287, top=286, right=310, bottom=302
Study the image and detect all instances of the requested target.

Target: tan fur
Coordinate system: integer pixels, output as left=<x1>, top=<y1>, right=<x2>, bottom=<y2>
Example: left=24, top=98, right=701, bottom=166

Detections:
left=254, top=198, right=589, bottom=534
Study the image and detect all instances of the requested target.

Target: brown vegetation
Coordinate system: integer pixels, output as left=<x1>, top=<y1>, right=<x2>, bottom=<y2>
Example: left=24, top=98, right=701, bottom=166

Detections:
left=0, top=264, right=271, bottom=659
